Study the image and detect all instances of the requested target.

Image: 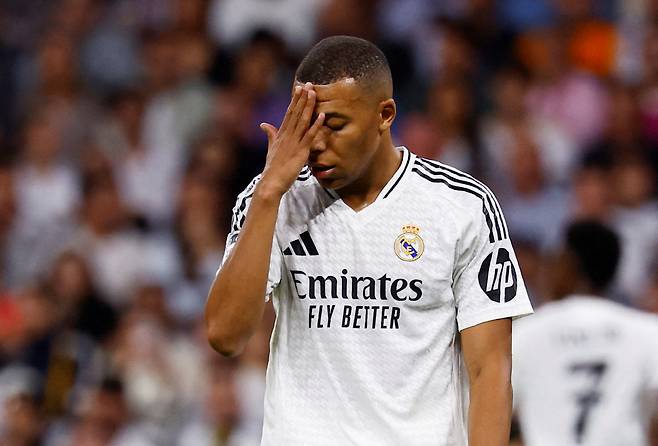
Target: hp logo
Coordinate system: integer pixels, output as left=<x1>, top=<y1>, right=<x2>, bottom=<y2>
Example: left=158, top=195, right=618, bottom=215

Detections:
left=478, top=247, right=518, bottom=303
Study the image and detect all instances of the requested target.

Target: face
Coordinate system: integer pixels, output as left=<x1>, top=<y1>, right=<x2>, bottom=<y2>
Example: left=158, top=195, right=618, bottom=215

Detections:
left=298, top=79, right=394, bottom=191
left=51, top=254, right=91, bottom=303
left=573, top=168, right=610, bottom=219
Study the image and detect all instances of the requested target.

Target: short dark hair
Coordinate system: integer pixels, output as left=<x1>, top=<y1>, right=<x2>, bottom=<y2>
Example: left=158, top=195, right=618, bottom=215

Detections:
left=295, top=36, right=392, bottom=92
left=565, top=220, right=621, bottom=292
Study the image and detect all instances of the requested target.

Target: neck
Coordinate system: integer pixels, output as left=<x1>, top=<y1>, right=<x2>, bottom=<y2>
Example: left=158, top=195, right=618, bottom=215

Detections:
left=565, top=281, right=601, bottom=298
left=338, top=135, right=400, bottom=211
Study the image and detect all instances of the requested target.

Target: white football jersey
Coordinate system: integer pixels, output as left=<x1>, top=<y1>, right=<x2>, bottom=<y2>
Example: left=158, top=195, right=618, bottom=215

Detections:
left=513, top=296, right=658, bottom=446
left=222, top=147, right=533, bottom=445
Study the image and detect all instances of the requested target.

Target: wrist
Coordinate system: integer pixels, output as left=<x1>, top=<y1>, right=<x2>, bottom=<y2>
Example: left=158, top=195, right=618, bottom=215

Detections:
left=253, top=181, right=286, bottom=205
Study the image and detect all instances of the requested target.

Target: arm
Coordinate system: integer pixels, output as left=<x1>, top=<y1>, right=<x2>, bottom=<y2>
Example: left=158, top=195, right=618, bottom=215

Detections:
left=205, top=187, right=280, bottom=357
left=461, top=318, right=513, bottom=446
left=205, top=83, right=325, bottom=356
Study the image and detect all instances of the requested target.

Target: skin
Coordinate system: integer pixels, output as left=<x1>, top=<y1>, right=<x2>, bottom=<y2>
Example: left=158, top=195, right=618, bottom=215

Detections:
left=548, top=247, right=604, bottom=300
left=205, top=76, right=513, bottom=445
left=462, top=318, right=513, bottom=446
left=265, top=77, right=400, bottom=210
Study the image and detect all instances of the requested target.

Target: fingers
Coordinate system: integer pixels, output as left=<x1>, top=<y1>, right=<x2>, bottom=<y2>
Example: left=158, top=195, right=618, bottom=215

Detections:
left=295, top=86, right=316, bottom=137
left=270, top=82, right=321, bottom=150
left=279, top=85, right=302, bottom=133
left=301, top=112, right=325, bottom=145
left=259, top=122, right=277, bottom=145
left=282, top=82, right=315, bottom=136
left=291, top=83, right=311, bottom=127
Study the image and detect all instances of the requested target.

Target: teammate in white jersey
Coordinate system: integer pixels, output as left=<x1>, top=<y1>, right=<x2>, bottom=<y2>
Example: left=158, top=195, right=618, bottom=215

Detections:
left=513, top=221, right=658, bottom=446
left=206, top=36, right=533, bottom=445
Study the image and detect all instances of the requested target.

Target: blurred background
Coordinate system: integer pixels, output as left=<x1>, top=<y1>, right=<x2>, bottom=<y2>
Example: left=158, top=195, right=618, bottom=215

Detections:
left=0, top=0, right=656, bottom=445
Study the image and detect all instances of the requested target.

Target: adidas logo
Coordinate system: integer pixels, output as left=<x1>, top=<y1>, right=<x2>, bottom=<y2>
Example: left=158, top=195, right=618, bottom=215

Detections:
left=283, top=231, right=318, bottom=256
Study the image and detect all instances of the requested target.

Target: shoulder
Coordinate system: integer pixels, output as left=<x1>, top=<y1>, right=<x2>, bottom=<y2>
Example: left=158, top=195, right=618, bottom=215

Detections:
left=608, top=306, right=658, bottom=360
left=233, top=167, right=317, bottom=203
left=291, top=166, right=316, bottom=188
left=278, top=167, right=325, bottom=213
left=409, top=155, right=509, bottom=242
left=619, top=306, right=658, bottom=335
left=229, top=168, right=319, bottom=233
left=410, top=156, right=497, bottom=209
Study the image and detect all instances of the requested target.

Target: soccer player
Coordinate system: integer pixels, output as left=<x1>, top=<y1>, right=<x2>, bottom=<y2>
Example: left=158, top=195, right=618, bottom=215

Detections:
left=513, top=221, right=658, bottom=446
left=205, top=36, right=533, bottom=445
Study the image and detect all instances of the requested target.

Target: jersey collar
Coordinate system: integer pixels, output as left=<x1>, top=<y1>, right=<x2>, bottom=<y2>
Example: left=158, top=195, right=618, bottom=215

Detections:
left=323, top=146, right=412, bottom=200
left=321, top=146, right=414, bottom=218
left=379, top=146, right=412, bottom=200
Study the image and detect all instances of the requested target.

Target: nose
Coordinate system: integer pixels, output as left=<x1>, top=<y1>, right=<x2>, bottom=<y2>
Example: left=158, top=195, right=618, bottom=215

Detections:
left=310, top=127, right=329, bottom=154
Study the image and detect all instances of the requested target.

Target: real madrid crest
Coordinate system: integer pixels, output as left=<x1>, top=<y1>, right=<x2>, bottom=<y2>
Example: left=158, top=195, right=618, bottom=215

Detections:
left=394, top=225, right=425, bottom=262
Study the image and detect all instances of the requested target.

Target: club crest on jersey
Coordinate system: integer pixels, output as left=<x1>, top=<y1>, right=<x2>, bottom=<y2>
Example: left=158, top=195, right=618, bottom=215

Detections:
left=394, top=225, right=425, bottom=262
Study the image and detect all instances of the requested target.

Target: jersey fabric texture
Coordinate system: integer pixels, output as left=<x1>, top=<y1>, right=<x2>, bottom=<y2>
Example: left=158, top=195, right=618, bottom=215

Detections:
left=222, top=146, right=534, bottom=445
left=513, top=295, right=658, bottom=446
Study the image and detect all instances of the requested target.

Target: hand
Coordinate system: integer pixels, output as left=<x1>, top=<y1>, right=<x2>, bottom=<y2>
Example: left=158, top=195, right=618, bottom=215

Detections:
left=258, top=82, right=325, bottom=197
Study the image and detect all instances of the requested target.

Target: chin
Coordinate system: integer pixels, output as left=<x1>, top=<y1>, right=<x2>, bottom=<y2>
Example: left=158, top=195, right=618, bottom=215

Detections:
left=317, top=177, right=339, bottom=188
left=316, top=176, right=345, bottom=190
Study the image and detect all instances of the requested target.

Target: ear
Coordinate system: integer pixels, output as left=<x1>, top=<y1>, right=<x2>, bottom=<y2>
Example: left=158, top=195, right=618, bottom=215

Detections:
left=378, top=98, right=396, bottom=132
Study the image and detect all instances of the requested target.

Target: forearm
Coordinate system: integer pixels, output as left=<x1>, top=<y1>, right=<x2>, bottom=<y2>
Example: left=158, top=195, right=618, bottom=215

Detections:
left=461, top=319, right=513, bottom=446
left=468, top=365, right=513, bottom=446
left=205, top=184, right=282, bottom=356
left=206, top=83, right=324, bottom=356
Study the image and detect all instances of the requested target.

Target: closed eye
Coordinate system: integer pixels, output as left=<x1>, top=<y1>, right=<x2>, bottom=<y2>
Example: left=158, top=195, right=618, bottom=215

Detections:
left=325, top=122, right=346, bottom=131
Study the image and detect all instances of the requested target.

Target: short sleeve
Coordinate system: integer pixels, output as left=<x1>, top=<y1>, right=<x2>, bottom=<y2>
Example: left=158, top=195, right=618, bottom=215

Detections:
left=452, top=198, right=534, bottom=331
left=218, top=175, right=283, bottom=300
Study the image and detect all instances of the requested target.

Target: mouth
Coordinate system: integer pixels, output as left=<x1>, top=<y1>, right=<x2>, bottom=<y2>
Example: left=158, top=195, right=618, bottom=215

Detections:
left=310, top=164, right=336, bottom=179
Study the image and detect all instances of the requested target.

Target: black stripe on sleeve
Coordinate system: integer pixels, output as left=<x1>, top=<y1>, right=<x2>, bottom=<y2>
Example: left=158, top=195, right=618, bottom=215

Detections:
left=231, top=176, right=260, bottom=232
left=231, top=190, right=253, bottom=232
left=419, top=158, right=509, bottom=238
left=414, top=159, right=505, bottom=241
left=412, top=167, right=496, bottom=243
left=297, top=166, right=312, bottom=181
left=231, top=214, right=238, bottom=233
left=436, top=159, right=508, bottom=238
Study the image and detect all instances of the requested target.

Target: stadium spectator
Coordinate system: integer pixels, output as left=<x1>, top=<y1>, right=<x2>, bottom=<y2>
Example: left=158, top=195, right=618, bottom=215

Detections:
left=0, top=392, right=44, bottom=446
left=48, top=251, right=117, bottom=344
left=0, top=164, right=16, bottom=285
left=400, top=77, right=479, bottom=172
left=7, top=112, right=79, bottom=286
left=480, top=65, right=575, bottom=191
left=208, top=0, right=324, bottom=52
left=496, top=130, right=569, bottom=251
left=518, top=26, right=609, bottom=150
left=177, top=355, right=260, bottom=446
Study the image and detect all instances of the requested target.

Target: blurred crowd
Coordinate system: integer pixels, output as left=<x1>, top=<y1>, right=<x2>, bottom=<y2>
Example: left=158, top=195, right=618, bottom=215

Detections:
left=0, top=0, right=657, bottom=445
